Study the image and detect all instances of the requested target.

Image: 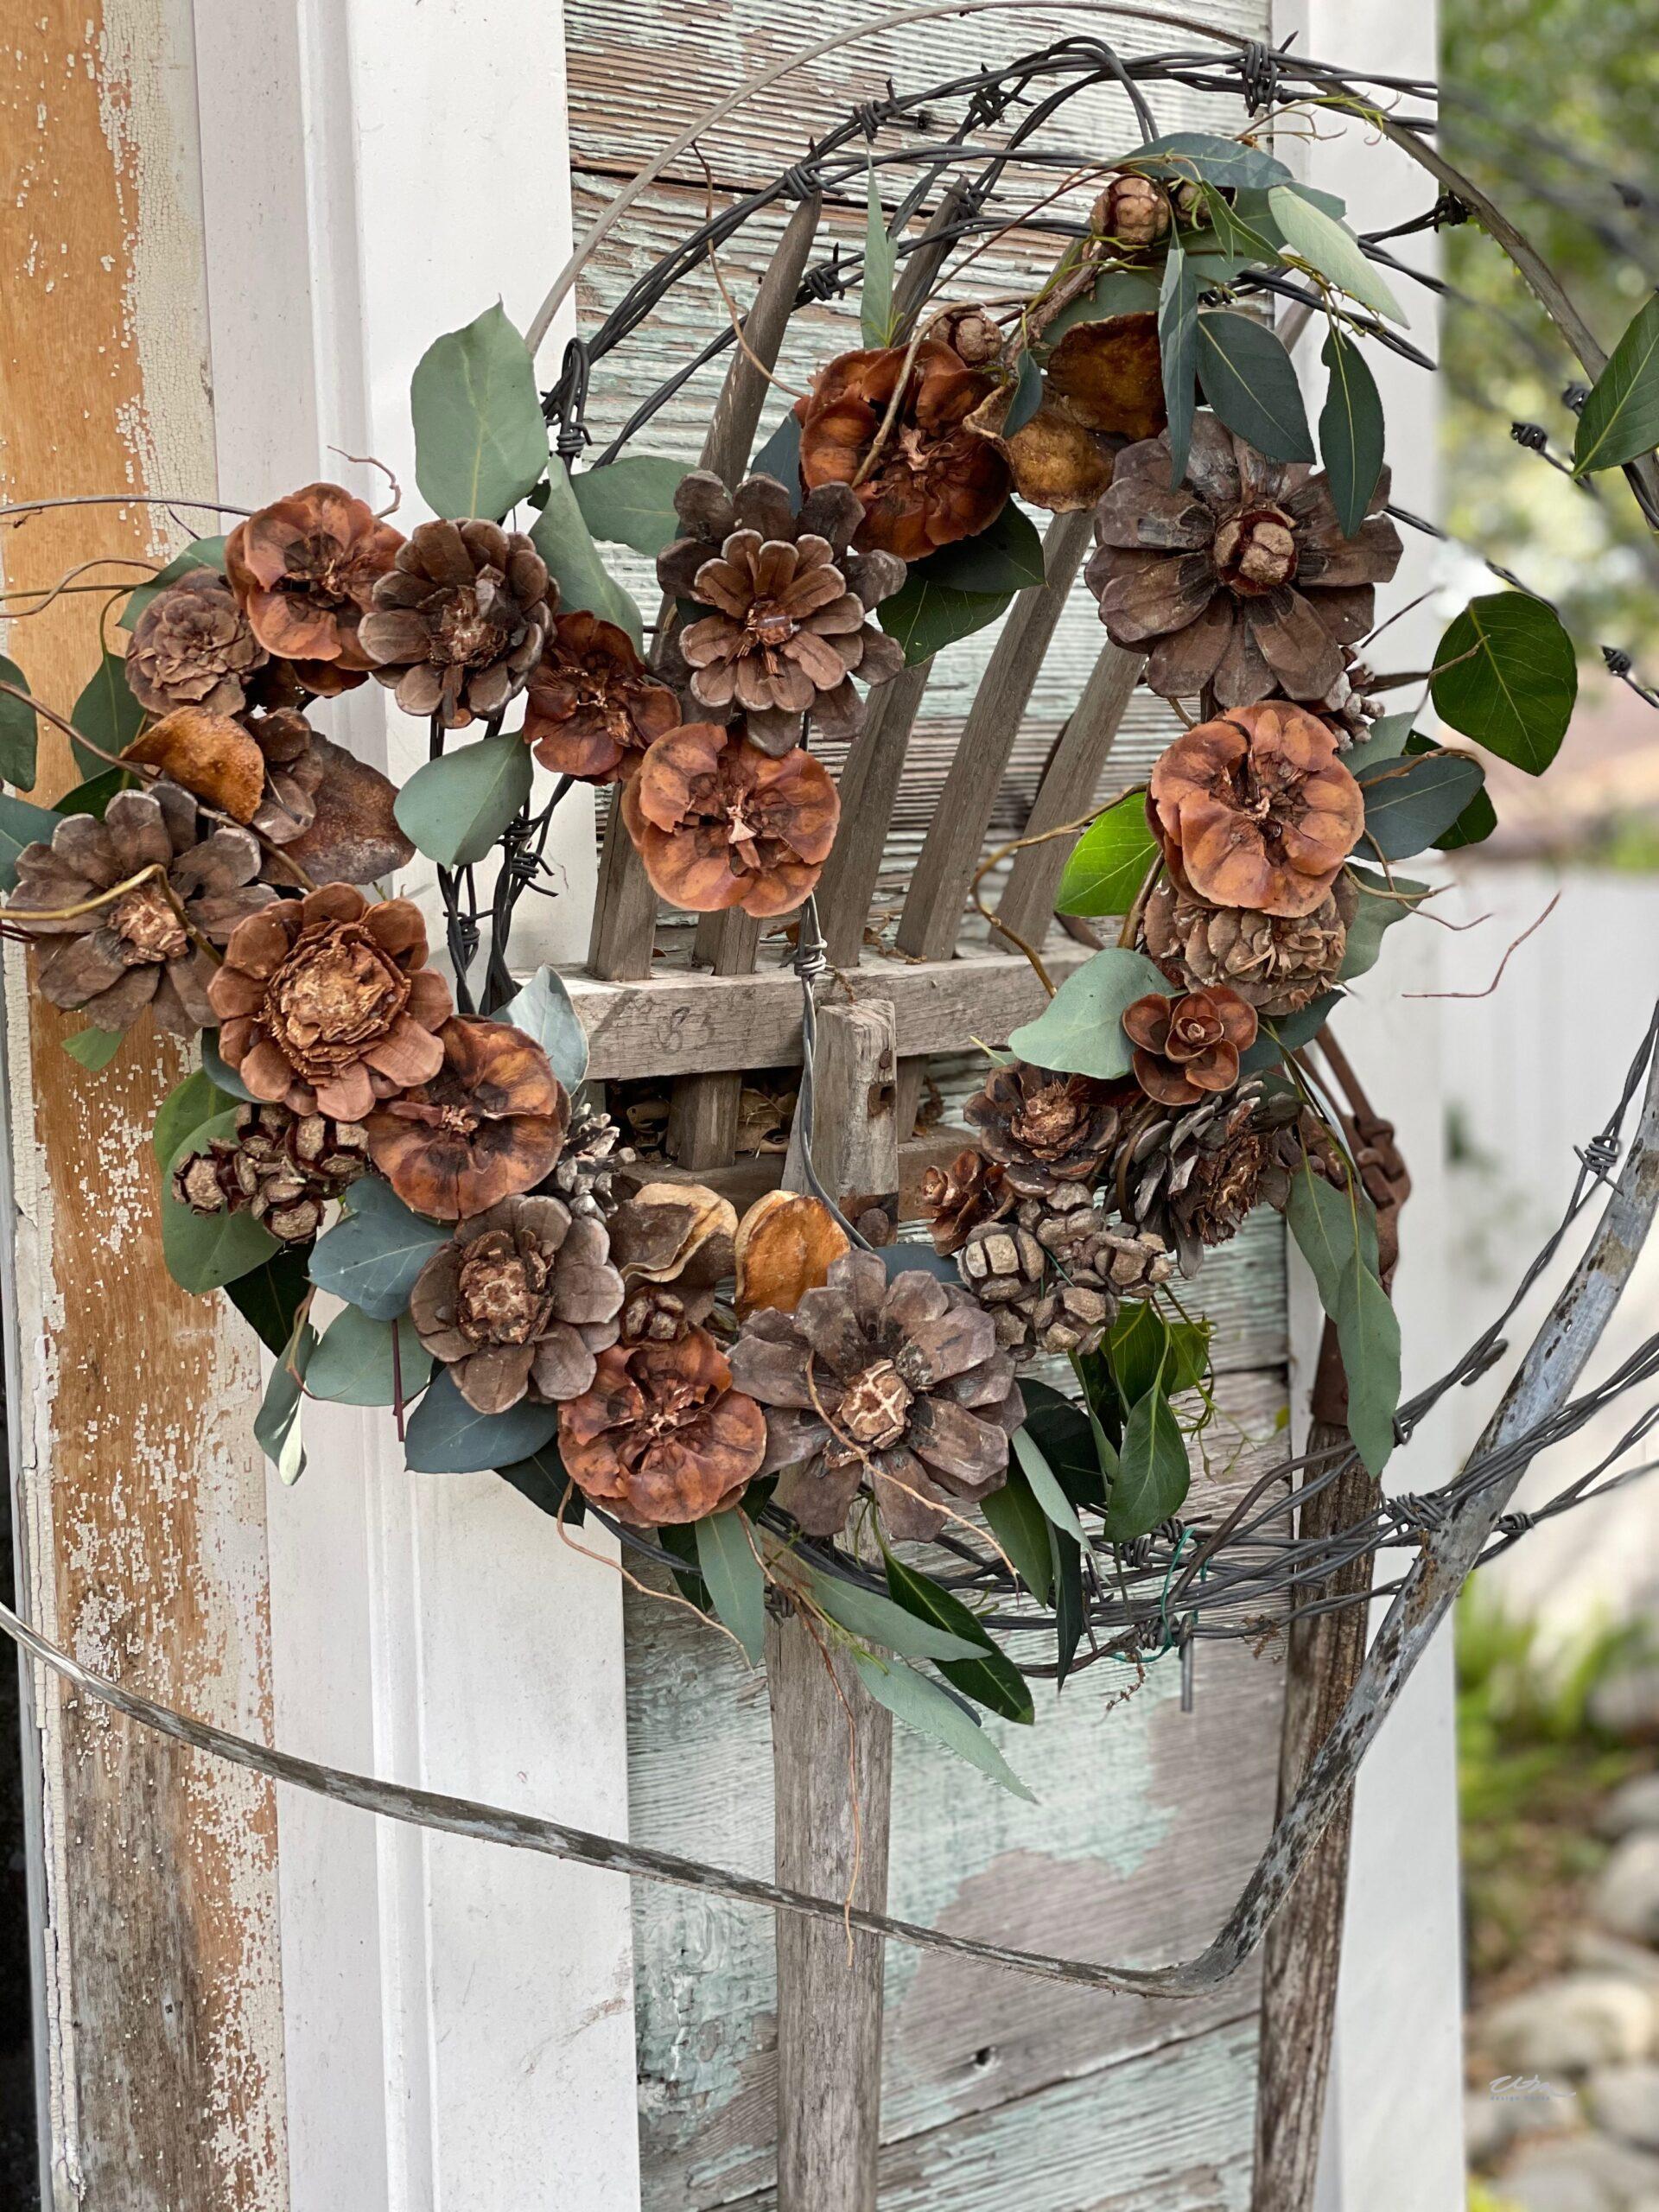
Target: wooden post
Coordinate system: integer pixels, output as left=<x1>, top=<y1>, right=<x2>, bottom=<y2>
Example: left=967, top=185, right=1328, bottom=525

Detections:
left=770, top=998, right=899, bottom=2212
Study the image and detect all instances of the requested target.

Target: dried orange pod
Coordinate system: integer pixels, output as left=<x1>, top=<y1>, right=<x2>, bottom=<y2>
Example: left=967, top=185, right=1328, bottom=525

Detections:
left=1044, top=314, right=1167, bottom=442
left=733, top=1189, right=850, bottom=1318
left=607, top=1179, right=739, bottom=1294
left=123, top=708, right=266, bottom=823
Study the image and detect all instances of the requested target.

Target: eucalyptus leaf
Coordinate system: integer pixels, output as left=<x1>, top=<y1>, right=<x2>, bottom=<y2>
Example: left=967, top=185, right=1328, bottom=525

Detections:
left=1573, top=293, right=1659, bottom=476
left=1019, top=1377, right=1108, bottom=1509
left=1108, top=1302, right=1210, bottom=1408
left=308, top=1175, right=451, bottom=1320
left=410, top=302, right=550, bottom=521
left=694, top=1510, right=767, bottom=1666
left=878, top=574, right=1010, bottom=664
left=394, top=732, right=532, bottom=868
left=1319, top=327, right=1386, bottom=537
left=120, top=536, right=226, bottom=629
left=161, top=1108, right=281, bottom=1293
left=1101, top=1386, right=1190, bottom=1542
left=1286, top=1158, right=1379, bottom=1317
left=306, top=1306, right=430, bottom=1408
left=1004, top=351, right=1045, bottom=437
left=1198, top=185, right=1281, bottom=265
left=1007, top=945, right=1170, bottom=1079
left=1012, top=1427, right=1087, bottom=1543
left=200, top=1028, right=256, bottom=1102
left=861, top=162, right=897, bottom=349
left=152, top=1066, right=234, bottom=1166
left=1430, top=592, right=1577, bottom=776
left=60, top=1026, right=124, bottom=1071
left=1268, top=188, right=1407, bottom=324
left=918, top=505, right=1046, bottom=594
left=0, top=654, right=38, bottom=789
left=1051, top=1523, right=1084, bottom=1686
left=1338, top=866, right=1429, bottom=982
left=1408, top=729, right=1497, bottom=850
left=882, top=1552, right=1034, bottom=1724
left=1241, top=993, right=1341, bottom=1072
left=530, top=465, right=645, bottom=648
left=749, top=411, right=803, bottom=494
left=0, top=791, right=61, bottom=893
left=1358, top=747, right=1485, bottom=861
left=403, top=1368, right=561, bottom=1473
left=980, top=1469, right=1054, bottom=1604
left=1338, top=711, right=1414, bottom=779
left=1042, top=267, right=1160, bottom=346
left=1196, top=312, right=1314, bottom=462
left=1337, top=1251, right=1402, bottom=1477
left=1055, top=791, right=1158, bottom=918
left=571, top=456, right=690, bottom=556
left=225, top=1247, right=314, bottom=1357
left=850, top=1650, right=1035, bottom=1800
left=1158, top=238, right=1201, bottom=482
left=805, top=1570, right=982, bottom=1662
left=70, top=650, right=144, bottom=782
left=255, top=1318, right=316, bottom=1484
left=1129, top=131, right=1294, bottom=192
left=497, top=964, right=588, bottom=1089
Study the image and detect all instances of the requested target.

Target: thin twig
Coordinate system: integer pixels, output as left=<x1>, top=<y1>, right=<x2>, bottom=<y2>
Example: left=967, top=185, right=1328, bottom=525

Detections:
left=1404, top=890, right=1560, bottom=999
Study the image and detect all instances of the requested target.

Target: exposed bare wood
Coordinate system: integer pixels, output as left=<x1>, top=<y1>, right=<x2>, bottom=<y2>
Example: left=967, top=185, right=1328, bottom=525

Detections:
left=0, top=8, right=286, bottom=2203
left=588, top=196, right=822, bottom=985
left=816, top=660, right=934, bottom=965
left=562, top=942, right=1091, bottom=1078
left=995, top=639, right=1144, bottom=949
left=770, top=999, right=900, bottom=2212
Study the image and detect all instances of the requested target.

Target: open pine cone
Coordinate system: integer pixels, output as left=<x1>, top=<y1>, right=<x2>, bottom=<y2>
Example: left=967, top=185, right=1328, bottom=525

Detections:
left=728, top=1249, right=1023, bottom=1542
left=226, top=480, right=404, bottom=696
left=172, top=1103, right=370, bottom=1243
left=1143, top=872, right=1357, bottom=1016
left=360, top=519, right=554, bottom=728
left=620, top=721, right=840, bottom=918
left=963, top=1061, right=1122, bottom=1198
left=1108, top=1080, right=1305, bottom=1274
left=956, top=1185, right=1172, bottom=1359
left=559, top=1330, right=766, bottom=1526
left=126, top=570, right=269, bottom=718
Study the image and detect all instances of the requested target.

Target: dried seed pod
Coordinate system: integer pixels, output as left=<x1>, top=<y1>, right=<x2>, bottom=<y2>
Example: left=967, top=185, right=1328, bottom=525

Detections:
left=1142, top=872, right=1357, bottom=1016
left=171, top=1101, right=370, bottom=1243
left=1043, top=315, right=1167, bottom=443
left=123, top=707, right=267, bottom=824
left=1090, top=173, right=1172, bottom=251
left=733, top=1190, right=850, bottom=1318
left=918, top=1147, right=1014, bottom=1256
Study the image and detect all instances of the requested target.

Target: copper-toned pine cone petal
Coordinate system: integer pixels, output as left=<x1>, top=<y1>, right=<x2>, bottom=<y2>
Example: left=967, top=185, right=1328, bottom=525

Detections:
left=1148, top=700, right=1363, bottom=918
left=558, top=1330, right=766, bottom=1526
left=361, top=518, right=553, bottom=730
left=524, top=608, right=680, bottom=783
left=796, top=341, right=1011, bottom=561
left=918, top=1148, right=1014, bottom=1255
left=365, top=1015, right=569, bottom=1221
left=123, top=708, right=266, bottom=824
left=226, top=481, right=404, bottom=672
left=620, top=721, right=839, bottom=920
left=963, top=1060, right=1123, bottom=1198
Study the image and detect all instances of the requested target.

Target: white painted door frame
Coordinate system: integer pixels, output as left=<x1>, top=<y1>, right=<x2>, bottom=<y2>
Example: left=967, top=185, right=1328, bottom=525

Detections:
left=190, top=7, right=636, bottom=2206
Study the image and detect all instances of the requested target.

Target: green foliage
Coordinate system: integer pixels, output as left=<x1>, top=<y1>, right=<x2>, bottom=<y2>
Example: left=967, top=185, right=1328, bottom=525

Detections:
left=1102, top=1384, right=1190, bottom=1541
left=877, top=571, right=1011, bottom=664
left=1404, top=731, right=1498, bottom=849
left=224, top=1249, right=313, bottom=1357
left=70, top=651, right=144, bottom=782
left=1357, top=747, right=1487, bottom=861
left=308, top=1174, right=450, bottom=1320
left=1003, top=352, right=1045, bottom=437
left=60, top=1026, right=124, bottom=1071
left=160, top=1107, right=280, bottom=1293
left=919, top=505, right=1046, bottom=594
left=571, top=456, right=690, bottom=555
left=1319, top=327, right=1386, bottom=536
left=1338, top=867, right=1429, bottom=982
left=255, top=1315, right=315, bottom=1484
left=860, top=162, right=897, bottom=349
left=0, top=653, right=39, bottom=789
left=410, top=302, right=550, bottom=520
left=152, top=1066, right=234, bottom=1166
left=693, top=1510, right=766, bottom=1666
left=200, top=1028, right=255, bottom=1101
left=1195, top=313, right=1313, bottom=462
left=1573, top=292, right=1659, bottom=475
left=1286, top=1162, right=1399, bottom=1476
left=394, top=732, right=532, bottom=868
left=54, top=768, right=134, bottom=819
left=850, top=1649, right=1035, bottom=1801
left=980, top=1467, right=1055, bottom=1603
left=305, top=1306, right=430, bottom=1408
left=805, top=1570, right=982, bottom=1663
left=497, top=965, right=589, bottom=1090
left=1157, top=238, right=1199, bottom=480
left=1267, top=188, right=1407, bottom=324
left=1041, top=268, right=1159, bottom=347
left=1007, top=945, right=1170, bottom=1079
left=1128, top=131, right=1294, bottom=191
left=882, top=1552, right=1034, bottom=1723
left=1056, top=792, right=1160, bottom=928
left=1012, top=1427, right=1087, bottom=1543
left=497, top=1442, right=581, bottom=1525
left=531, top=465, right=645, bottom=646
left=750, top=410, right=803, bottom=489
left=0, top=791, right=60, bottom=893
left=1431, top=592, right=1577, bottom=775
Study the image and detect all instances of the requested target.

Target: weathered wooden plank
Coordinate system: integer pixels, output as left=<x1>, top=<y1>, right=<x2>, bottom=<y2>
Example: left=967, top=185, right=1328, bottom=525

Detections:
left=995, top=639, right=1144, bottom=950
left=0, top=7, right=287, bottom=2205
left=563, top=943, right=1093, bottom=1077
left=815, top=660, right=934, bottom=965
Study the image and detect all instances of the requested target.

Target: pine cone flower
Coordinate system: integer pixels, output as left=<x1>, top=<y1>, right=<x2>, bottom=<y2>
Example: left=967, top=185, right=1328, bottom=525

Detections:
left=1122, top=985, right=1256, bottom=1108
left=559, top=1329, right=767, bottom=1527
left=410, top=1195, right=625, bottom=1413
left=658, top=474, right=906, bottom=755
left=10, top=784, right=275, bottom=1035
left=1149, top=700, right=1364, bottom=918
left=207, top=885, right=451, bottom=1119
left=620, top=721, right=839, bottom=919
left=1109, top=1081, right=1303, bottom=1274
left=963, top=1061, right=1122, bottom=1198
left=172, top=1103, right=370, bottom=1243
left=359, top=519, right=554, bottom=728
left=796, top=342, right=1013, bottom=561
left=1085, top=415, right=1402, bottom=708
left=523, top=610, right=681, bottom=782
left=126, top=571, right=269, bottom=718
left=728, top=1252, right=1022, bottom=1542
left=226, top=482, right=404, bottom=696
left=918, top=1147, right=1014, bottom=1255
left=1090, top=173, right=1172, bottom=251
left=366, top=1016, right=569, bottom=1221
left=1142, top=872, right=1356, bottom=1016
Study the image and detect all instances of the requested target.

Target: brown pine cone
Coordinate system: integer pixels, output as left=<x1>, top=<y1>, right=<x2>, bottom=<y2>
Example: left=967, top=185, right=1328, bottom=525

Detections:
left=543, top=1105, right=632, bottom=1221
left=126, top=570, right=269, bottom=718
left=956, top=1187, right=1172, bottom=1360
left=963, top=1062, right=1123, bottom=1199
left=359, top=519, right=554, bottom=728
left=1109, top=1080, right=1305, bottom=1274
left=1142, top=874, right=1357, bottom=1018
left=918, top=1147, right=1014, bottom=1255
left=173, top=1102, right=371, bottom=1243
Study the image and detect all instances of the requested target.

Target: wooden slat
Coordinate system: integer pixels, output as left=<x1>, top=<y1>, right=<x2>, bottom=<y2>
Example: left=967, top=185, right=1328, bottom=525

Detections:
left=0, top=7, right=286, bottom=2202
left=816, top=660, right=933, bottom=965
left=994, top=638, right=1144, bottom=950
left=563, top=942, right=1091, bottom=1077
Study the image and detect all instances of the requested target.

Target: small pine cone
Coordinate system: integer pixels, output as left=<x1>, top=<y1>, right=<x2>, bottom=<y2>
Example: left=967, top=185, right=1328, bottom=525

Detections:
left=173, top=1102, right=368, bottom=1244
left=1142, top=874, right=1357, bottom=1019
left=1108, top=1081, right=1304, bottom=1274
left=955, top=1218, right=1047, bottom=1355
left=1029, top=1280, right=1116, bottom=1357
left=620, top=1283, right=697, bottom=1344
left=546, top=1107, right=633, bottom=1220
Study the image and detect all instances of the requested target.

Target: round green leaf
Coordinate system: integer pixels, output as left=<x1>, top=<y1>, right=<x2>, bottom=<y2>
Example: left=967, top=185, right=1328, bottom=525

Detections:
left=161, top=1108, right=282, bottom=1294
left=410, top=302, right=550, bottom=522
left=1007, top=946, right=1170, bottom=1079
left=571, top=456, right=690, bottom=555
left=152, top=1066, right=235, bottom=1166
left=1431, top=592, right=1577, bottom=776
left=1055, top=791, right=1158, bottom=918
left=306, top=1306, right=431, bottom=1408
left=918, top=506, right=1045, bottom=594
left=394, top=732, right=533, bottom=868
left=530, top=466, right=645, bottom=647
left=308, top=1174, right=451, bottom=1321
left=496, top=965, right=588, bottom=1090
left=1128, top=131, right=1294, bottom=191
left=404, top=1369, right=562, bottom=1473
left=877, top=574, right=1011, bottom=665
left=1357, top=748, right=1486, bottom=860
left=60, top=1026, right=124, bottom=1071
